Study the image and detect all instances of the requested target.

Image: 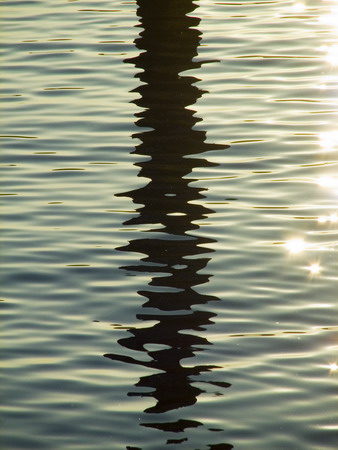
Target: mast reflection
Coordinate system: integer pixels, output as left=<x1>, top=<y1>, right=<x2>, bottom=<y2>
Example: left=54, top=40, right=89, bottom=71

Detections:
left=105, top=0, right=232, bottom=446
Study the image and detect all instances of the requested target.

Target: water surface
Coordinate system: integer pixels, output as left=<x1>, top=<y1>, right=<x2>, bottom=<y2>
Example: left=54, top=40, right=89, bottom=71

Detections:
left=1, top=1, right=338, bottom=449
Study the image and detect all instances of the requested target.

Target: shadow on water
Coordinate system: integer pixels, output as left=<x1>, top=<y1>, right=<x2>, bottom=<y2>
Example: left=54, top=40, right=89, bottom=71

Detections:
left=104, top=1, right=233, bottom=448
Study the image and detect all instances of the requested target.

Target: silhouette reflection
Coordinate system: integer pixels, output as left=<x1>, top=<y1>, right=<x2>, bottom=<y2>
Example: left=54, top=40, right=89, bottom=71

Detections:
left=105, top=1, right=232, bottom=447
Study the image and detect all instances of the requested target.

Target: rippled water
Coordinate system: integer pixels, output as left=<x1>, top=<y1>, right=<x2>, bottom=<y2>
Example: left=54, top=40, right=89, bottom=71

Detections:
left=2, top=1, right=338, bottom=449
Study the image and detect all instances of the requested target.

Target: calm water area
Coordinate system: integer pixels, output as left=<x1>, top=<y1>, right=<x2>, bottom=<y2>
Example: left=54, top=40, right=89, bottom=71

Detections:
left=1, top=1, right=338, bottom=449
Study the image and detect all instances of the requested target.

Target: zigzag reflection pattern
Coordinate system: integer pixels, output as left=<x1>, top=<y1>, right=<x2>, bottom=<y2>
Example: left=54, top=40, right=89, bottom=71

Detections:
left=104, top=1, right=233, bottom=447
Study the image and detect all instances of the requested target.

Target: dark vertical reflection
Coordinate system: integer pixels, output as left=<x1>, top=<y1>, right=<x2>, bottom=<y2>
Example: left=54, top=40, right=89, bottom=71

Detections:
left=105, top=1, right=232, bottom=447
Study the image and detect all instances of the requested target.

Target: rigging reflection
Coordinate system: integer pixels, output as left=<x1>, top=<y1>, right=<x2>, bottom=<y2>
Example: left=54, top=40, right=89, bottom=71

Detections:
left=104, top=1, right=232, bottom=446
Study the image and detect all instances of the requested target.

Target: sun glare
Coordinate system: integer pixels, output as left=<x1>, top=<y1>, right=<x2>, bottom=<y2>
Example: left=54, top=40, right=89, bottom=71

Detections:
left=317, top=176, right=338, bottom=190
left=318, top=5, right=338, bottom=32
left=307, top=262, right=322, bottom=275
left=327, top=362, right=338, bottom=372
left=319, top=131, right=338, bottom=152
left=318, top=213, right=338, bottom=224
left=324, top=44, right=338, bottom=66
left=285, top=238, right=306, bottom=254
left=292, top=2, right=306, bottom=13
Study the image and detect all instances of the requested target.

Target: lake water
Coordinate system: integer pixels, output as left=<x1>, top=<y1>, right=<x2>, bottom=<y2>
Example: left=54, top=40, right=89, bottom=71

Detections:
left=1, top=1, right=338, bottom=449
